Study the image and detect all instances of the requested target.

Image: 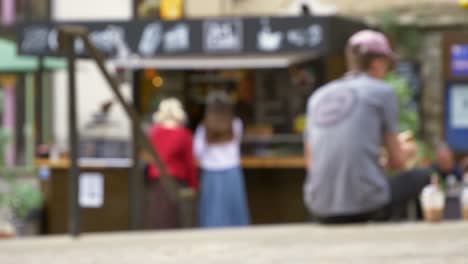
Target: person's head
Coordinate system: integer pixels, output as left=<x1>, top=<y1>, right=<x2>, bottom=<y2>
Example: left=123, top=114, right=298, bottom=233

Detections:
left=346, top=30, right=396, bottom=79
left=461, top=156, right=468, bottom=175
left=153, top=98, right=187, bottom=127
left=203, top=90, right=234, bottom=144
left=435, top=142, right=455, bottom=173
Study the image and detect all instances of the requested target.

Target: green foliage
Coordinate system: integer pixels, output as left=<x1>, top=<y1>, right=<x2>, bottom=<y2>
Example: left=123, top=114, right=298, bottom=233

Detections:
left=379, top=10, right=423, bottom=59
left=379, top=11, right=434, bottom=163
left=384, top=73, right=419, bottom=135
left=379, top=10, right=398, bottom=36
left=0, top=127, right=10, bottom=167
left=0, top=174, right=43, bottom=220
left=384, top=73, right=434, bottom=163
left=417, top=139, right=435, bottom=163
left=0, top=127, right=42, bottom=220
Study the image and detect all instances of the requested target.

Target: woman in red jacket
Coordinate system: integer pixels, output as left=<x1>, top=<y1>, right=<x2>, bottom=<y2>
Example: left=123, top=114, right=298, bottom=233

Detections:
left=146, top=98, right=197, bottom=229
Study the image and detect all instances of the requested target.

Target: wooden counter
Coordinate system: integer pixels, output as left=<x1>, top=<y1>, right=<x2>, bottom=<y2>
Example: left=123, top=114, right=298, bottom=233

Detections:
left=241, top=156, right=305, bottom=169
left=37, top=158, right=132, bottom=234
left=36, top=156, right=308, bottom=233
left=35, top=158, right=133, bottom=169
left=36, top=156, right=306, bottom=170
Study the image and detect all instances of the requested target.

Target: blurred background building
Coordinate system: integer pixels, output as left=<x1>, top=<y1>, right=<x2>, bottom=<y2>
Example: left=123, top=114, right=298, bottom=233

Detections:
left=42, top=0, right=468, bottom=155
left=2, top=0, right=468, bottom=235
left=2, top=0, right=465, bottom=166
left=0, top=0, right=54, bottom=169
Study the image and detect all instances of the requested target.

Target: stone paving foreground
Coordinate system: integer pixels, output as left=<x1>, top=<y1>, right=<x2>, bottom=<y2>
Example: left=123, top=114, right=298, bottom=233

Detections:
left=1, top=222, right=468, bottom=264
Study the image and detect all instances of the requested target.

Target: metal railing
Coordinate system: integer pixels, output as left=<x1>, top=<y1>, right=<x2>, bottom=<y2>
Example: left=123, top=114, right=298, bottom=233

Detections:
left=57, top=26, right=195, bottom=237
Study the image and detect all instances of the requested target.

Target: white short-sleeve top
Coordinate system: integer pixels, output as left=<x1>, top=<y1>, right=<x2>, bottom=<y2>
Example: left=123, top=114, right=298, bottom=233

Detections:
left=193, top=118, right=243, bottom=171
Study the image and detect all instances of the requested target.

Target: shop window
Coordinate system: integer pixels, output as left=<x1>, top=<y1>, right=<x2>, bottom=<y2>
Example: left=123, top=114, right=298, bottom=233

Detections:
left=134, top=66, right=321, bottom=157
left=182, top=68, right=312, bottom=157
left=183, top=70, right=252, bottom=130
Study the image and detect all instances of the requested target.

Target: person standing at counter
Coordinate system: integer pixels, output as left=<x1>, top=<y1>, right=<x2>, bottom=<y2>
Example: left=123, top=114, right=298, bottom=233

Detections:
left=194, top=91, right=250, bottom=227
left=303, top=30, right=430, bottom=223
left=146, top=98, right=198, bottom=229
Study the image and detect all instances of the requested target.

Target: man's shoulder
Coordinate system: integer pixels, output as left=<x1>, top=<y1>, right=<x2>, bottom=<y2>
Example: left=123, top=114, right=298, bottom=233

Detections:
left=360, top=75, right=393, bottom=94
left=309, top=79, right=345, bottom=101
left=308, top=74, right=394, bottom=97
left=318, top=78, right=346, bottom=91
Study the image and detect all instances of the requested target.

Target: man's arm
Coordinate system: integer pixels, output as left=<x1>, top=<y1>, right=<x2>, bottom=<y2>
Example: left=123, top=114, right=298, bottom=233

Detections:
left=304, top=140, right=312, bottom=171
left=383, top=132, right=405, bottom=170
left=380, top=85, right=404, bottom=170
left=304, top=96, right=314, bottom=172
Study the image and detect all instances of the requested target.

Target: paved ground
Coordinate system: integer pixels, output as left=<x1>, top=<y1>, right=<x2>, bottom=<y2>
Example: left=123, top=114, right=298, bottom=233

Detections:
left=1, top=222, right=468, bottom=263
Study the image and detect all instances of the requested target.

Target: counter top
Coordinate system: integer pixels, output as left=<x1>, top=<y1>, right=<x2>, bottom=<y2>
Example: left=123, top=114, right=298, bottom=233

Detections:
left=241, top=156, right=306, bottom=169
left=35, top=158, right=133, bottom=169
left=36, top=156, right=306, bottom=170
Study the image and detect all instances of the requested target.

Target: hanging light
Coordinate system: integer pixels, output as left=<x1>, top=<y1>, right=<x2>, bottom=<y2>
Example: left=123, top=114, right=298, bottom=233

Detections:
left=460, top=0, right=468, bottom=8
left=152, top=76, right=164, bottom=88
left=144, top=69, right=157, bottom=80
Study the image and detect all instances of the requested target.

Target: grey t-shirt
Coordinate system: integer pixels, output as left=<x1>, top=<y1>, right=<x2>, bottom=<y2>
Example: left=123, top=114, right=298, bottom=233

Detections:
left=303, top=74, right=399, bottom=217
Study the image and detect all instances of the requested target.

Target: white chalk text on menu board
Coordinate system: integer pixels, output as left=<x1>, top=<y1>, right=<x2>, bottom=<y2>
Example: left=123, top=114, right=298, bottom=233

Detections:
left=203, top=18, right=243, bottom=53
left=17, top=17, right=338, bottom=58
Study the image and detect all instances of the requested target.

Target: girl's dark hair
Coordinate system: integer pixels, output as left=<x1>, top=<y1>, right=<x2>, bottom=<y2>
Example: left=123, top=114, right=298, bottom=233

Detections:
left=203, top=91, right=234, bottom=144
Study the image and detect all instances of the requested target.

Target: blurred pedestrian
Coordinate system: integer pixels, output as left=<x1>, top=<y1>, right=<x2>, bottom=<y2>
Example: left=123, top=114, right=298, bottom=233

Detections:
left=432, top=142, right=463, bottom=181
left=194, top=91, right=250, bottom=227
left=303, top=30, right=430, bottom=224
left=462, top=156, right=468, bottom=176
left=145, top=98, right=198, bottom=229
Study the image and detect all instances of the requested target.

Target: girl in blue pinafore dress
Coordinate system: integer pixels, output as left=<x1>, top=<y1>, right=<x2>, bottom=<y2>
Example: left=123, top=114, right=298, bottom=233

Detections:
left=194, top=91, right=250, bottom=227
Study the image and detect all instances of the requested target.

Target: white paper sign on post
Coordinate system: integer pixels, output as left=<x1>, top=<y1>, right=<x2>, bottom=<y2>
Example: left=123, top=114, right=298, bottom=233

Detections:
left=79, top=173, right=104, bottom=208
left=451, top=85, right=468, bottom=129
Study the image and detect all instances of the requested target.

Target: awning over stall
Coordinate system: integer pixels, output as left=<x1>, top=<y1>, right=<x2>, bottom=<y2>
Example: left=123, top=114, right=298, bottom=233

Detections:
left=0, top=39, right=65, bottom=72
left=111, top=52, right=319, bottom=70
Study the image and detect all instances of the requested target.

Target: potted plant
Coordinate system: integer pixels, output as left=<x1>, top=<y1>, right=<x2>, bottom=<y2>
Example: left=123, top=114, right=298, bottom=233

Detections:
left=0, top=127, right=43, bottom=237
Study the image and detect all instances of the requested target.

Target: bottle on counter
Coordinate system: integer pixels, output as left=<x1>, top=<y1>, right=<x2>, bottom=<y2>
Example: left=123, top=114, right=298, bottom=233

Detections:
left=461, top=173, right=468, bottom=220
left=420, top=174, right=445, bottom=223
left=444, top=174, right=462, bottom=219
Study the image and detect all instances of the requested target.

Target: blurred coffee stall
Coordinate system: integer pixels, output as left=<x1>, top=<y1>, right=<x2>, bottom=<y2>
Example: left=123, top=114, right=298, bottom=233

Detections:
left=130, top=16, right=364, bottom=223
left=19, top=16, right=364, bottom=233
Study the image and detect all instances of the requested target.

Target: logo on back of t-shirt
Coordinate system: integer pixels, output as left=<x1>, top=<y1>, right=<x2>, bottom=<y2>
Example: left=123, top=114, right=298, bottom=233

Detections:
left=313, top=89, right=357, bottom=127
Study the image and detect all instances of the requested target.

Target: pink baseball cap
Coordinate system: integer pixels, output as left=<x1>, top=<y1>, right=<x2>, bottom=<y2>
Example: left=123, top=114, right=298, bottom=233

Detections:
left=347, top=30, right=396, bottom=60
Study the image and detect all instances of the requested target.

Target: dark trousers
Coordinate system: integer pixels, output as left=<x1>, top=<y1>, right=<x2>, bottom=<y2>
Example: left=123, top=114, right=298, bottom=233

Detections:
left=145, top=178, right=187, bottom=230
left=314, top=168, right=431, bottom=224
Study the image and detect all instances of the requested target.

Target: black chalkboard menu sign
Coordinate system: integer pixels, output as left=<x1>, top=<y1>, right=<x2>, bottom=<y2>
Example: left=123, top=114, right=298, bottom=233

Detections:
left=17, top=16, right=365, bottom=58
